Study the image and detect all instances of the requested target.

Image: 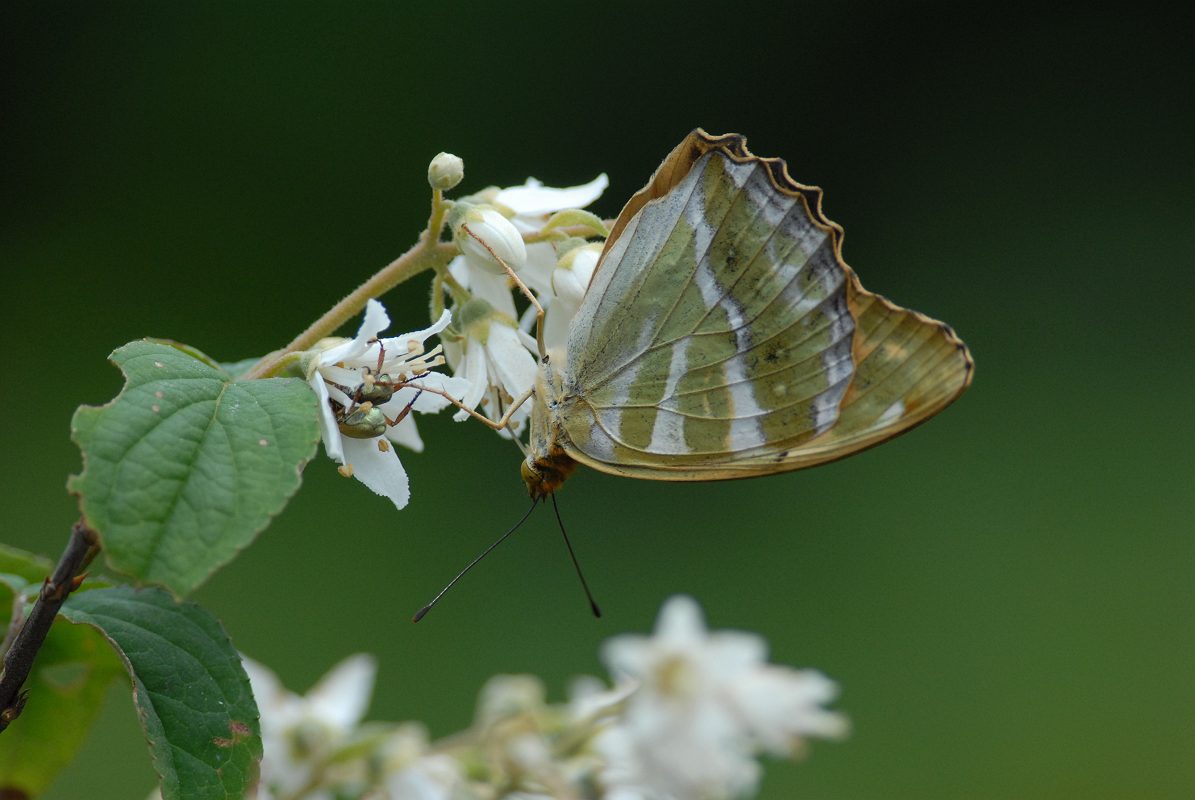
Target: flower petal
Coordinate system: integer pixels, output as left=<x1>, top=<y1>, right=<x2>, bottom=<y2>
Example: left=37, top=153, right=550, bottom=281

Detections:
left=320, top=364, right=363, bottom=391
left=386, top=372, right=470, bottom=415
left=307, top=653, right=377, bottom=731
left=341, top=436, right=411, bottom=509
left=495, top=174, right=609, bottom=217
left=466, top=267, right=520, bottom=319
left=381, top=309, right=453, bottom=353
left=384, top=414, right=424, bottom=453
left=520, top=242, right=558, bottom=297
left=655, top=595, right=708, bottom=643
left=241, top=656, right=287, bottom=713
left=319, top=298, right=391, bottom=366
left=308, top=375, right=344, bottom=463
left=457, top=207, right=527, bottom=275
left=452, top=339, right=488, bottom=421
left=485, top=323, right=538, bottom=399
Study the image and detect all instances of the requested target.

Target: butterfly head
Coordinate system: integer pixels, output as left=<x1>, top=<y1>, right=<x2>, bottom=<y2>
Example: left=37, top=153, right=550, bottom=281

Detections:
left=520, top=451, right=578, bottom=499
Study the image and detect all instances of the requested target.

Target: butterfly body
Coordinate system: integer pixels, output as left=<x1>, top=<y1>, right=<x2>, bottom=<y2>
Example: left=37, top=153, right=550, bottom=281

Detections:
left=520, top=130, right=972, bottom=497
left=522, top=359, right=580, bottom=497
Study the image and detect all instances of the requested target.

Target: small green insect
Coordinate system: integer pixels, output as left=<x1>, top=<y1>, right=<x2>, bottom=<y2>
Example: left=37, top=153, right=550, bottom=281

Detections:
left=332, top=340, right=423, bottom=439
left=336, top=403, right=390, bottom=439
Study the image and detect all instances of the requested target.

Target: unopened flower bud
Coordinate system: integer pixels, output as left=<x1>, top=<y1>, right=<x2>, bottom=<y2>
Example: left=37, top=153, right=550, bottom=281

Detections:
left=427, top=152, right=464, bottom=191
left=551, top=242, right=602, bottom=306
left=453, top=205, right=527, bottom=275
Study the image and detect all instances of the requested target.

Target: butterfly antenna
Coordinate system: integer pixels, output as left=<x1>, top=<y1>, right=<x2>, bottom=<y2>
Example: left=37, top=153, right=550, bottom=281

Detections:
left=413, top=498, right=540, bottom=622
left=551, top=493, right=602, bottom=618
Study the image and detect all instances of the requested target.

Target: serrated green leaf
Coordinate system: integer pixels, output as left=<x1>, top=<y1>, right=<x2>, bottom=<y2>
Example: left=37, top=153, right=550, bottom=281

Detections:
left=0, top=578, right=122, bottom=797
left=69, top=340, right=321, bottom=595
left=60, top=586, right=261, bottom=800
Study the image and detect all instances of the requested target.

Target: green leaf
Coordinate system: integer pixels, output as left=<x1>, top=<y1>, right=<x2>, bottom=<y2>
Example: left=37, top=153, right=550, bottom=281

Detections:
left=217, top=356, right=264, bottom=379
left=59, top=586, right=261, bottom=800
left=0, top=542, right=52, bottom=584
left=0, top=571, right=122, bottom=798
left=69, top=340, right=321, bottom=595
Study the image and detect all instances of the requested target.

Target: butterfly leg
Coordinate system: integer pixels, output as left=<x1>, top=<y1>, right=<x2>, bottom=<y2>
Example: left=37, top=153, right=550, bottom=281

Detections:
left=459, top=224, right=547, bottom=361
left=401, top=381, right=535, bottom=432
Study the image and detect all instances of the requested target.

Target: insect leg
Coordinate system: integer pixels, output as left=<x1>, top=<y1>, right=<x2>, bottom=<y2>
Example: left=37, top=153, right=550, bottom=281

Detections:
left=383, top=389, right=424, bottom=427
left=367, top=338, right=387, bottom=375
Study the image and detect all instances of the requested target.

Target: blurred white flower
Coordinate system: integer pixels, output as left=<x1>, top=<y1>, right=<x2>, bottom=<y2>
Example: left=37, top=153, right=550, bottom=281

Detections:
left=304, top=298, right=470, bottom=509
left=379, top=723, right=472, bottom=800
left=475, top=673, right=547, bottom=726
left=469, top=674, right=575, bottom=798
left=227, top=595, right=841, bottom=800
left=384, top=754, right=468, bottom=800
left=596, top=596, right=848, bottom=799
left=243, top=653, right=377, bottom=799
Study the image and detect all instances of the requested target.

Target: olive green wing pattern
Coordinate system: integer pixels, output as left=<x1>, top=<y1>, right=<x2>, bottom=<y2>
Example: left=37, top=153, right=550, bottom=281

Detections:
left=555, top=130, right=972, bottom=479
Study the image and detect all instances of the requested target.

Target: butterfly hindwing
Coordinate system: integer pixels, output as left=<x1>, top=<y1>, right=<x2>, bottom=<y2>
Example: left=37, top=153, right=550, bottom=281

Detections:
left=550, top=130, right=972, bottom=480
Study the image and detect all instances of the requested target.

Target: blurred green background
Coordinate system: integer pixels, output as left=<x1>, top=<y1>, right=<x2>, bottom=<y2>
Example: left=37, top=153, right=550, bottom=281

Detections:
left=3, top=2, right=1192, bottom=798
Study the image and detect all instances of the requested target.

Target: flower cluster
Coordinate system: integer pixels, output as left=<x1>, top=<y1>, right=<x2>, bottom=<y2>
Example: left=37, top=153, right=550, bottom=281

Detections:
left=302, top=160, right=609, bottom=507
left=440, top=171, right=609, bottom=437
left=227, top=596, right=845, bottom=800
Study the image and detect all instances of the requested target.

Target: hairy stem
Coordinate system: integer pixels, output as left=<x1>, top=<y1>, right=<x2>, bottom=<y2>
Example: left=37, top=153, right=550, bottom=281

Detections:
left=243, top=239, right=458, bottom=380
left=0, top=521, right=100, bottom=733
left=242, top=213, right=608, bottom=381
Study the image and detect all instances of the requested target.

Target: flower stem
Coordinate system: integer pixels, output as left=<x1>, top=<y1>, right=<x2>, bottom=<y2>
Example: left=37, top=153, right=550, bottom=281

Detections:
left=430, top=269, right=446, bottom=321
left=243, top=190, right=457, bottom=381
left=241, top=194, right=609, bottom=381
left=440, top=270, right=470, bottom=303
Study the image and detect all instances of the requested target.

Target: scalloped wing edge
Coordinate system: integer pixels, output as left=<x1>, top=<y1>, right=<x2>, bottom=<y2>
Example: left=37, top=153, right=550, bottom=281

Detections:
left=571, top=129, right=973, bottom=478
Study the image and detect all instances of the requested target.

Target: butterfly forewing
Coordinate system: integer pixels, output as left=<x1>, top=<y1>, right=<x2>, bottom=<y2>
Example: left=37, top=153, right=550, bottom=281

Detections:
left=546, top=130, right=971, bottom=481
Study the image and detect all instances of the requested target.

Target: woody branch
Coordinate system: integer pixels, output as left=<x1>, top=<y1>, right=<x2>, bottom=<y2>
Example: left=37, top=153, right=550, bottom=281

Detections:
left=0, top=520, right=100, bottom=733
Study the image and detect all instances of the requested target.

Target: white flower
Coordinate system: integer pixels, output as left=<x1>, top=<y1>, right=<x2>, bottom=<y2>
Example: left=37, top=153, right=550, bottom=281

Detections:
left=492, top=174, right=609, bottom=225
left=444, top=175, right=607, bottom=433
left=491, top=173, right=608, bottom=300
left=596, top=596, right=847, bottom=799
left=442, top=296, right=539, bottom=436
left=380, top=723, right=472, bottom=800
left=242, top=654, right=377, bottom=799
left=454, top=205, right=528, bottom=276
left=385, top=754, right=469, bottom=800
left=305, top=299, right=470, bottom=509
left=475, top=673, right=547, bottom=726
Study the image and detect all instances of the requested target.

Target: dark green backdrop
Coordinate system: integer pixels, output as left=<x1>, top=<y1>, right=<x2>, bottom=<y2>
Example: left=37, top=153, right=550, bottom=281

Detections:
left=3, top=3, right=1192, bottom=798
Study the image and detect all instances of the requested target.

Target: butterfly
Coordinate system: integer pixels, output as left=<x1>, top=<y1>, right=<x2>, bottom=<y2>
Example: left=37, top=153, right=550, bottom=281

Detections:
left=505, top=129, right=973, bottom=497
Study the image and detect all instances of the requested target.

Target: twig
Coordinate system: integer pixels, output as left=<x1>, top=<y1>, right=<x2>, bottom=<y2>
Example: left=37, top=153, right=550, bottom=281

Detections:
left=0, top=520, right=100, bottom=733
